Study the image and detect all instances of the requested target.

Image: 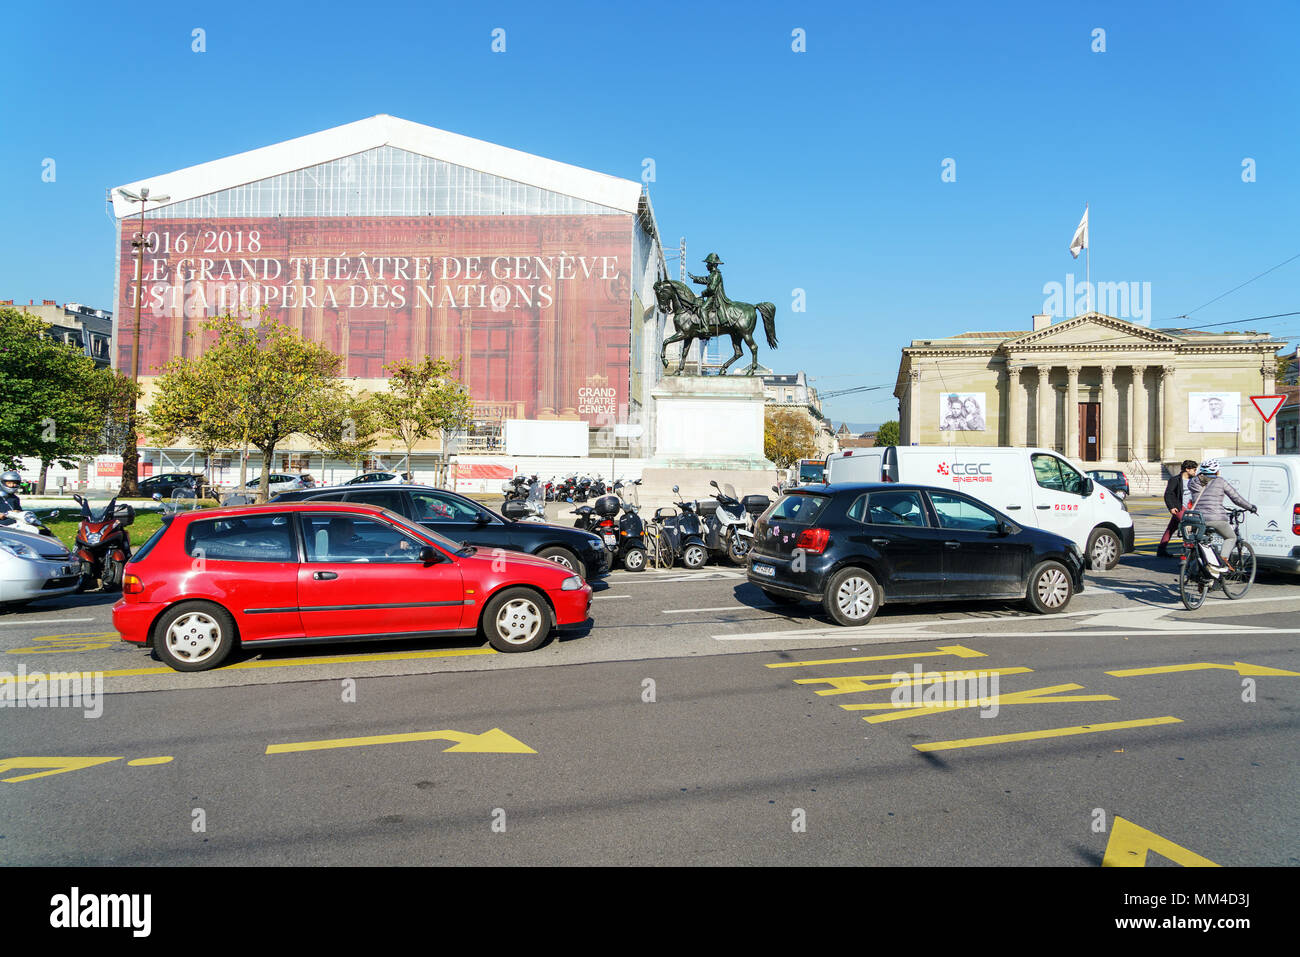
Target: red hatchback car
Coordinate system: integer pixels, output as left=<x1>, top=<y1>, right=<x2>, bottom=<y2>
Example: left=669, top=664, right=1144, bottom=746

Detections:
left=113, top=502, right=593, bottom=671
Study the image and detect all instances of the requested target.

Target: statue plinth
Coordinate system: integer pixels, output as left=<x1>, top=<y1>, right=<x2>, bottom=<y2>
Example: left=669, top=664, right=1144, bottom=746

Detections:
left=641, top=375, right=780, bottom=505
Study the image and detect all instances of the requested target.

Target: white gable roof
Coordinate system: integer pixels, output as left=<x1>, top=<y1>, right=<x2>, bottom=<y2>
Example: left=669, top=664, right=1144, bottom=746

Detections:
left=111, top=114, right=643, bottom=218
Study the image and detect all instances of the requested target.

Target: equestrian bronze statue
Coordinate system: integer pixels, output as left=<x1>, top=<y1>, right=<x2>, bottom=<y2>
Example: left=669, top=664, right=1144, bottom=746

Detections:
left=654, top=252, right=777, bottom=375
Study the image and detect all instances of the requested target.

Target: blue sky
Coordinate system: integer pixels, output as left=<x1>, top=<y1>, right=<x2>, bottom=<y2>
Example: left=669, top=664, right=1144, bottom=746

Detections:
left=2, top=0, right=1297, bottom=427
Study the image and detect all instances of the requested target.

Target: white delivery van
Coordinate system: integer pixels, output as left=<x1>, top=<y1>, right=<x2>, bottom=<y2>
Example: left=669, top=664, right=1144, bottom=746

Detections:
left=825, top=445, right=1134, bottom=569
left=1215, top=456, right=1300, bottom=574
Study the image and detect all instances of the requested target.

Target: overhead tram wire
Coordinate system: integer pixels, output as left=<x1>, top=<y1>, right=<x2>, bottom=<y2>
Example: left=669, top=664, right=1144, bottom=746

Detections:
left=1156, top=249, right=1300, bottom=326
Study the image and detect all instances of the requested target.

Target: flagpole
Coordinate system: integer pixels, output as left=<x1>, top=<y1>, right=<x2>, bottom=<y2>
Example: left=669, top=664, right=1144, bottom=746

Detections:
left=1085, top=202, right=1091, bottom=314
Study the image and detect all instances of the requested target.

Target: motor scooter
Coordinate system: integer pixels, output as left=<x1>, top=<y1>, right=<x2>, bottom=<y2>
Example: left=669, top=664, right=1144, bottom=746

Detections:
left=0, top=508, right=59, bottom=538
left=71, top=494, right=134, bottom=591
left=650, top=485, right=709, bottom=569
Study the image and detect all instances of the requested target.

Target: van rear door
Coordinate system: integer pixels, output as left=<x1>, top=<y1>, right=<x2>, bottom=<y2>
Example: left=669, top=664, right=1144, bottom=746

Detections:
left=1223, top=460, right=1293, bottom=561
left=825, top=451, right=883, bottom=484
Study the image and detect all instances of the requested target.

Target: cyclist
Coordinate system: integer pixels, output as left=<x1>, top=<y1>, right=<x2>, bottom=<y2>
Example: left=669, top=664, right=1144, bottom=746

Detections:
left=1186, top=459, right=1257, bottom=570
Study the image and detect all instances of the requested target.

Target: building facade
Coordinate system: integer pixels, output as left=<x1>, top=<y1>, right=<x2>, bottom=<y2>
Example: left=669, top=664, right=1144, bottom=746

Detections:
left=110, top=115, right=668, bottom=476
left=2, top=299, right=113, bottom=368
left=895, top=312, right=1285, bottom=473
left=1277, top=347, right=1298, bottom=455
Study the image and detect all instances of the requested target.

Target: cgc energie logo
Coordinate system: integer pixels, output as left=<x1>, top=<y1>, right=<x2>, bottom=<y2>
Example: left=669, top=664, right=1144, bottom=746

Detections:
left=936, top=462, right=993, bottom=484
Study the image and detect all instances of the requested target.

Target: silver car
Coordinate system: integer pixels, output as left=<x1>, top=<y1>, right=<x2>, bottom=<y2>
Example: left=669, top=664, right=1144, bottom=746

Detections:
left=0, top=527, right=80, bottom=608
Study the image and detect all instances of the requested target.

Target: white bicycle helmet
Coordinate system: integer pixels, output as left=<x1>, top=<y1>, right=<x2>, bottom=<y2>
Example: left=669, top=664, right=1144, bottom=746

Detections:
left=1199, top=458, right=1220, bottom=474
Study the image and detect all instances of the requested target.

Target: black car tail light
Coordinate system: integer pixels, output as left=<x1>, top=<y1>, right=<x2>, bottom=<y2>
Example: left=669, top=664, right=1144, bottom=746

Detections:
left=796, top=528, right=830, bottom=554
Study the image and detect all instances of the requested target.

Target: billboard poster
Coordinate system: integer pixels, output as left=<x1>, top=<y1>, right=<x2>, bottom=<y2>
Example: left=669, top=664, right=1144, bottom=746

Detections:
left=1188, top=392, right=1240, bottom=433
left=939, top=392, right=986, bottom=431
left=116, top=215, right=633, bottom=424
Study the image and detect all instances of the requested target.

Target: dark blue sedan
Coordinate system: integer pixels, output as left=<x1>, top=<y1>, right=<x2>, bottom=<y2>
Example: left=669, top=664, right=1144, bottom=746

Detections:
left=747, top=483, right=1086, bottom=626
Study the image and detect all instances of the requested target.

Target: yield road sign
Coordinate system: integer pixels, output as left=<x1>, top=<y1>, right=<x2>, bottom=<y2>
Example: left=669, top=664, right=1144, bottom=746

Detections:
left=1249, top=394, right=1286, bottom=423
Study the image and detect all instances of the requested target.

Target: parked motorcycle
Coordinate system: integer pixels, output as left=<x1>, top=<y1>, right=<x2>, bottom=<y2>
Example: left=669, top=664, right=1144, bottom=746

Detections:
left=650, top=485, right=709, bottom=570
left=704, top=480, right=770, bottom=566
left=0, top=508, right=59, bottom=538
left=609, top=479, right=646, bottom=572
left=71, top=494, right=134, bottom=591
left=501, top=478, right=548, bottom=523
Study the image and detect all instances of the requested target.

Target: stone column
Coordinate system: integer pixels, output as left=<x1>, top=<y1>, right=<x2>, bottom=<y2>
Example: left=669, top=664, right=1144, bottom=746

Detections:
left=1160, top=366, right=1177, bottom=462
left=907, top=369, right=921, bottom=444
left=1100, top=365, right=1118, bottom=461
left=1131, top=365, right=1149, bottom=462
left=1035, top=365, right=1052, bottom=449
left=1008, top=364, right=1026, bottom=447
left=1065, top=365, right=1080, bottom=459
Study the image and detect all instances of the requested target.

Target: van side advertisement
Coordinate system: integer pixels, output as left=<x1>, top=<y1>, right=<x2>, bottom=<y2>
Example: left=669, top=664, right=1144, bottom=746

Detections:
left=116, top=215, right=633, bottom=425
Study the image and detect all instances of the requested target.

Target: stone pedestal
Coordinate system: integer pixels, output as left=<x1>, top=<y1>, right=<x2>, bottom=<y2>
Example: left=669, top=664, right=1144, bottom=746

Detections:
left=642, top=376, right=780, bottom=506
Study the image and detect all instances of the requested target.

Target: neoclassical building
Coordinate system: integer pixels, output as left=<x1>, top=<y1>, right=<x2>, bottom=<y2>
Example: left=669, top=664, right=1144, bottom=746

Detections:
left=894, top=312, right=1285, bottom=475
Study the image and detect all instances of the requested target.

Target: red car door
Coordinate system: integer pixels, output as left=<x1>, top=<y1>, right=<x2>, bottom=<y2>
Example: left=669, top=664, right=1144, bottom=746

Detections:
left=295, top=512, right=466, bottom=639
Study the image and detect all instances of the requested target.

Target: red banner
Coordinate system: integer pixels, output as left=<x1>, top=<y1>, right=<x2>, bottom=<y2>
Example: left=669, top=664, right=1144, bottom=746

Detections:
left=117, top=216, right=633, bottom=424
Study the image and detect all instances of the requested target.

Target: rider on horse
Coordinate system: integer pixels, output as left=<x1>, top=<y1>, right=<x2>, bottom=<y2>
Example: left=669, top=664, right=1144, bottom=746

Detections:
left=688, top=253, right=733, bottom=338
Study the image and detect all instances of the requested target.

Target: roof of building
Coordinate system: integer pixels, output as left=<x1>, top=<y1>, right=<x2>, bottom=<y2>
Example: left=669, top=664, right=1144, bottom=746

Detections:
left=111, top=114, right=644, bottom=219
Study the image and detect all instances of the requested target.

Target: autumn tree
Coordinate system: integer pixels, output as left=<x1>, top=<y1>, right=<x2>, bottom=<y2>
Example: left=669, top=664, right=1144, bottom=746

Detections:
left=764, top=407, right=818, bottom=468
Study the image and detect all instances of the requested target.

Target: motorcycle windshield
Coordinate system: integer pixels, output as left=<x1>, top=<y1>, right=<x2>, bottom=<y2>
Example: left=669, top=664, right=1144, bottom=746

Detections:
left=527, top=482, right=544, bottom=505
left=723, top=483, right=738, bottom=500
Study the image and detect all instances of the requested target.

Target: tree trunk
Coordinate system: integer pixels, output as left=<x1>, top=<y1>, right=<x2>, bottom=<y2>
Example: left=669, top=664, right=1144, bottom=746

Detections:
left=37, top=458, right=51, bottom=495
left=256, top=442, right=276, bottom=503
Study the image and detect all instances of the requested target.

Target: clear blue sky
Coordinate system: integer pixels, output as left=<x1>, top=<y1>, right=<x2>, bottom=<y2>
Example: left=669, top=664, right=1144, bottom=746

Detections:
left=2, top=0, right=1297, bottom=427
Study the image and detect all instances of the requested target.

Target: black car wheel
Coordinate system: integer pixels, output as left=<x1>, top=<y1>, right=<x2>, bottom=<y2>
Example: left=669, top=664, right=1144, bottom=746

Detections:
left=1025, top=560, right=1074, bottom=614
left=824, top=567, right=881, bottom=627
left=1087, top=527, right=1121, bottom=570
left=482, top=587, right=552, bottom=653
left=154, top=601, right=237, bottom=672
left=537, top=547, right=585, bottom=581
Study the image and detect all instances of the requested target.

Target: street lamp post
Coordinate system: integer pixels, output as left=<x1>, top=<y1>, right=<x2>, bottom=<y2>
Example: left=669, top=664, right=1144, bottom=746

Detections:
left=116, top=186, right=169, bottom=496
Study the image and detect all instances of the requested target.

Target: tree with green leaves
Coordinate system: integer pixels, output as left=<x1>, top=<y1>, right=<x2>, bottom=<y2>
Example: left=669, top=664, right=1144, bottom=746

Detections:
left=148, top=314, right=351, bottom=503
left=764, top=407, right=818, bottom=468
left=875, top=420, right=900, bottom=447
left=0, top=306, right=109, bottom=491
left=373, top=357, right=473, bottom=477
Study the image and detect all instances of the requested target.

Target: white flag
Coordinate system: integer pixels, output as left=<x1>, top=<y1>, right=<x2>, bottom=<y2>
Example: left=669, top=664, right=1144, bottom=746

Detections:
left=1069, top=206, right=1089, bottom=259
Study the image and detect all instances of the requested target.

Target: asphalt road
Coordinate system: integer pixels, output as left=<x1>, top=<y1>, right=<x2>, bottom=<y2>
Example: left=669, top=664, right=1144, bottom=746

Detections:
left=2, top=497, right=1297, bottom=865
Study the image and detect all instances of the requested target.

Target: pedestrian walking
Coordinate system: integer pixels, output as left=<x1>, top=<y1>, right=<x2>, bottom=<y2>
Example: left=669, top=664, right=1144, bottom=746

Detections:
left=1157, top=460, right=1198, bottom=557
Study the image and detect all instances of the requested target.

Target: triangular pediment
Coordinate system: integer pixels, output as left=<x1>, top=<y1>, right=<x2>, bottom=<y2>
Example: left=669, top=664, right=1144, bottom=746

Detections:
left=1004, top=313, right=1182, bottom=349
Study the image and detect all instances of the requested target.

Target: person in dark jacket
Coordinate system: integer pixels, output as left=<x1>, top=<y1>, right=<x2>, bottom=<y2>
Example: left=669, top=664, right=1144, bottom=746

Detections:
left=1157, top=460, right=1198, bottom=557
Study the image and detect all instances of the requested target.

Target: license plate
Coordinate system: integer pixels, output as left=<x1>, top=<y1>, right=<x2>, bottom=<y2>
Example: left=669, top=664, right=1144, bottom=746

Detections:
left=752, top=563, right=775, bottom=577
left=603, top=534, right=616, bottom=546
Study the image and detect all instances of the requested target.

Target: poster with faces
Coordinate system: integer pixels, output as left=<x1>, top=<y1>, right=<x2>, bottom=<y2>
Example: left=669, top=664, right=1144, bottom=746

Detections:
left=939, top=393, right=986, bottom=431
left=1188, top=392, right=1240, bottom=433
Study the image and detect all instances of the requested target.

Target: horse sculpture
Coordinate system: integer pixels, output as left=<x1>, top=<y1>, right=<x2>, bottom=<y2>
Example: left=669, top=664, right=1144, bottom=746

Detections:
left=653, top=278, right=777, bottom=376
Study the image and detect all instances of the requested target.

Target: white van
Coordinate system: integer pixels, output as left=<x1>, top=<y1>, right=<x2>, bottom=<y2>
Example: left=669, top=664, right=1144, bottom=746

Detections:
left=1215, top=456, right=1300, bottom=574
left=825, top=445, right=1134, bottom=569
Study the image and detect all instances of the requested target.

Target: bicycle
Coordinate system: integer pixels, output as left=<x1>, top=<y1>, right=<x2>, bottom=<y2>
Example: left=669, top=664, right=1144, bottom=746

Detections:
left=1177, top=508, right=1256, bottom=610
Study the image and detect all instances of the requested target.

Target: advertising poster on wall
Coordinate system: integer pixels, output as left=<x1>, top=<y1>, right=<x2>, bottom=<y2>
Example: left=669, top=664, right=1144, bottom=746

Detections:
left=1188, top=392, right=1240, bottom=433
left=116, top=216, right=633, bottom=425
left=939, top=392, right=987, bottom=431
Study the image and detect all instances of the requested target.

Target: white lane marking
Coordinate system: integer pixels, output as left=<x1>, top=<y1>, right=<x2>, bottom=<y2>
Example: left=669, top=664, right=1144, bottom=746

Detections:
left=0, top=617, right=96, bottom=627
left=664, top=604, right=777, bottom=614
left=607, top=572, right=743, bottom=584
left=714, top=626, right=1300, bottom=641
left=593, top=594, right=631, bottom=601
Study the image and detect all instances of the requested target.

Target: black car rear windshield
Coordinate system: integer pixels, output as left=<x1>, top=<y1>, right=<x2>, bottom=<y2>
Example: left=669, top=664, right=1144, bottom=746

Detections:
left=768, top=493, right=829, bottom=525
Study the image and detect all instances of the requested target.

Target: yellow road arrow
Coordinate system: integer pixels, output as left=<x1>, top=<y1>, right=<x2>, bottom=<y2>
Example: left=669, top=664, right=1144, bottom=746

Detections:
left=0, top=756, right=122, bottom=783
left=1107, top=661, right=1300, bottom=678
left=1103, top=816, right=1220, bottom=867
left=266, top=727, right=537, bottom=756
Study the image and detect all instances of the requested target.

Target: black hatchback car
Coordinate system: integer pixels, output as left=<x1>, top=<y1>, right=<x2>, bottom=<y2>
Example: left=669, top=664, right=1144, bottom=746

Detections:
left=271, top=484, right=609, bottom=579
left=747, top=483, right=1085, bottom=626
